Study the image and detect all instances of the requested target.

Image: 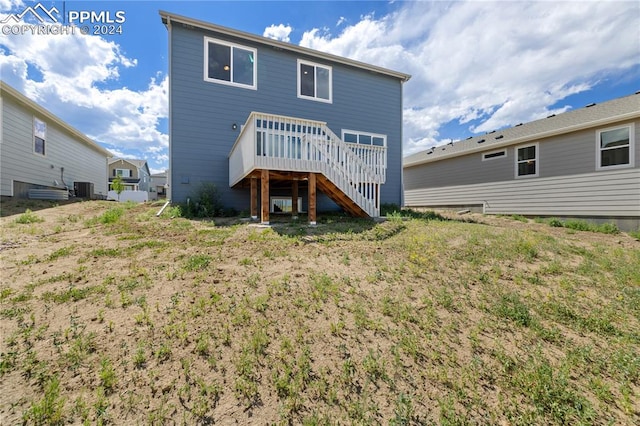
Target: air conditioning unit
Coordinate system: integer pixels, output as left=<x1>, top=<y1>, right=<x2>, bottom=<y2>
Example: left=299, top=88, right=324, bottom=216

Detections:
left=74, top=182, right=94, bottom=199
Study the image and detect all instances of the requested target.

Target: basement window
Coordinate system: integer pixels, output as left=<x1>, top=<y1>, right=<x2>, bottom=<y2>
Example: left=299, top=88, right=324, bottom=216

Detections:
left=204, top=37, right=256, bottom=89
left=271, top=197, right=302, bottom=213
left=342, top=130, right=386, bottom=147
left=34, top=117, right=46, bottom=156
left=482, top=149, right=506, bottom=161
left=597, top=125, right=634, bottom=169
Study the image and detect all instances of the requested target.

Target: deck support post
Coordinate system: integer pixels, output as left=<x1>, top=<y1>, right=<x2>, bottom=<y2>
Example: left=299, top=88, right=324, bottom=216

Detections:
left=308, top=173, right=316, bottom=226
left=261, top=169, right=269, bottom=225
left=291, top=180, right=298, bottom=220
left=250, top=177, right=258, bottom=220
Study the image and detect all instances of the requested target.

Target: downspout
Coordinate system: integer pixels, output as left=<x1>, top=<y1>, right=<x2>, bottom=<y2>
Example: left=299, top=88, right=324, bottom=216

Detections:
left=60, top=167, right=68, bottom=191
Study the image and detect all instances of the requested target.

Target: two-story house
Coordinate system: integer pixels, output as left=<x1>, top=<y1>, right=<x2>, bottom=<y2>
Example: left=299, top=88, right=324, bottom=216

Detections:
left=108, top=158, right=151, bottom=192
left=160, top=11, right=410, bottom=224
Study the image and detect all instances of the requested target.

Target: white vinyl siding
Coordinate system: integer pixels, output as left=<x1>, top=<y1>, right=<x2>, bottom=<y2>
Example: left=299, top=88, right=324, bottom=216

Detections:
left=297, top=59, right=332, bottom=103
left=204, top=37, right=257, bottom=90
left=596, top=125, right=634, bottom=170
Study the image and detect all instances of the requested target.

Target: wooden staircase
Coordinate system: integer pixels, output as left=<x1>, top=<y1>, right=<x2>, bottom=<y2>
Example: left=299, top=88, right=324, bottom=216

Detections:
left=229, top=112, right=387, bottom=220
left=316, top=175, right=368, bottom=217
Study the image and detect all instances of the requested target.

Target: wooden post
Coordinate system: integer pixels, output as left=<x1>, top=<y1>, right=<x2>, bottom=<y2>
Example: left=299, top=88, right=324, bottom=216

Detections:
left=308, top=173, right=316, bottom=225
left=250, top=178, right=258, bottom=220
left=261, top=169, right=269, bottom=225
left=291, top=180, right=298, bottom=220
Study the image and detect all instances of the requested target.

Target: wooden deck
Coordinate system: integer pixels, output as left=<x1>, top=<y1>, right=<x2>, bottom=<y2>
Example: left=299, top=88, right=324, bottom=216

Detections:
left=229, top=112, right=386, bottom=224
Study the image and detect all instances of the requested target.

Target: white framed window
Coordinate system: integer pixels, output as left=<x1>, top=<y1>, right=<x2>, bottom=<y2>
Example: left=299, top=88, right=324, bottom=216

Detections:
left=515, top=143, right=538, bottom=178
left=34, top=117, right=46, bottom=156
left=297, top=59, right=332, bottom=103
left=204, top=37, right=257, bottom=89
left=270, top=197, right=302, bottom=213
left=342, top=130, right=386, bottom=147
left=482, top=149, right=506, bottom=161
left=114, top=168, right=131, bottom=178
left=596, top=125, right=634, bottom=170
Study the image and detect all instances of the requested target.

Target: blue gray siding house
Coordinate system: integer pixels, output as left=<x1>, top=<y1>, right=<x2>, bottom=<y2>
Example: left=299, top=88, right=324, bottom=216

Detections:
left=161, top=11, right=410, bottom=223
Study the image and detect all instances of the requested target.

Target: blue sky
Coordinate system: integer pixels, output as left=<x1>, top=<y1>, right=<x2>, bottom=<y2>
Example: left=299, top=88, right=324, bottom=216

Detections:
left=2, top=0, right=639, bottom=174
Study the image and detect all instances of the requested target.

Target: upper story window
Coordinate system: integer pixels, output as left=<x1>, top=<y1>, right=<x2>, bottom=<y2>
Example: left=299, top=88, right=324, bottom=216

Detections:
left=114, top=169, right=132, bottom=178
left=34, top=117, right=46, bottom=156
left=204, top=37, right=257, bottom=89
left=298, top=59, right=332, bottom=103
left=597, top=125, right=634, bottom=170
left=515, top=143, right=538, bottom=178
left=342, top=130, right=386, bottom=147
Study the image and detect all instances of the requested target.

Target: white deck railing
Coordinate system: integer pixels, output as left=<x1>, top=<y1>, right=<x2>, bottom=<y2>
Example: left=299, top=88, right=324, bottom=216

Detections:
left=229, top=112, right=387, bottom=217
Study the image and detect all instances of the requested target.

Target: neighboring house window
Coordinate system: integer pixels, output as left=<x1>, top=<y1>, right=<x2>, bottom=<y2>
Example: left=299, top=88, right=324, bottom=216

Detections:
left=298, top=59, right=332, bottom=103
left=34, top=117, right=46, bottom=156
left=342, top=130, right=386, bottom=147
left=204, top=37, right=256, bottom=89
left=515, top=143, right=538, bottom=178
left=482, top=149, right=506, bottom=161
left=597, top=125, right=634, bottom=169
left=114, top=169, right=132, bottom=178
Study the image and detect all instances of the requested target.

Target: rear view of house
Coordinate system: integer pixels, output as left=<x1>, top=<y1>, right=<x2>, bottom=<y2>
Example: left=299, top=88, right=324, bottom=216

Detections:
left=108, top=158, right=151, bottom=192
left=161, top=11, right=410, bottom=223
left=1, top=81, right=110, bottom=199
left=404, top=93, right=640, bottom=230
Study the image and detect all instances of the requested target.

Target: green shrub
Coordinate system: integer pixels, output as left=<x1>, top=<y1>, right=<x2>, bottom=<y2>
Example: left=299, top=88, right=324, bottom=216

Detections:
left=595, top=222, right=619, bottom=235
left=381, top=203, right=401, bottom=216
left=548, top=218, right=563, bottom=227
left=182, top=183, right=222, bottom=218
left=15, top=209, right=44, bottom=224
left=99, top=206, right=124, bottom=224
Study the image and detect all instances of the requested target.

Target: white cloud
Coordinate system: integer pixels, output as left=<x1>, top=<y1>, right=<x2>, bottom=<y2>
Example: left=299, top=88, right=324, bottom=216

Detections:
left=263, top=23, right=292, bottom=42
left=298, top=1, right=640, bottom=154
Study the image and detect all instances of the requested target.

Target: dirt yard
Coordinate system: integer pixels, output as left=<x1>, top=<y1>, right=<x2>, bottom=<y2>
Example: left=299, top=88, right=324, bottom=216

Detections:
left=1, top=198, right=639, bottom=425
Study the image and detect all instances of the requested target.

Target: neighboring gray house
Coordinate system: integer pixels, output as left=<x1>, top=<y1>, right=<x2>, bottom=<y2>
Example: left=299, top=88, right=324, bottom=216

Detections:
left=108, top=158, right=151, bottom=192
left=150, top=170, right=168, bottom=199
left=404, top=93, right=640, bottom=230
left=160, top=11, right=410, bottom=223
left=0, top=81, right=110, bottom=199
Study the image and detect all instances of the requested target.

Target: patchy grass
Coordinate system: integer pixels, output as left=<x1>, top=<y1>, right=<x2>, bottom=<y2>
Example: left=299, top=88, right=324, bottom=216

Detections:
left=0, top=200, right=638, bottom=424
left=14, top=209, right=44, bottom=224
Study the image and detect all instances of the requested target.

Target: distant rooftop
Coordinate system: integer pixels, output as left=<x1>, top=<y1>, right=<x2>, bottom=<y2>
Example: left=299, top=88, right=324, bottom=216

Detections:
left=404, top=92, right=640, bottom=168
left=108, top=158, right=148, bottom=170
